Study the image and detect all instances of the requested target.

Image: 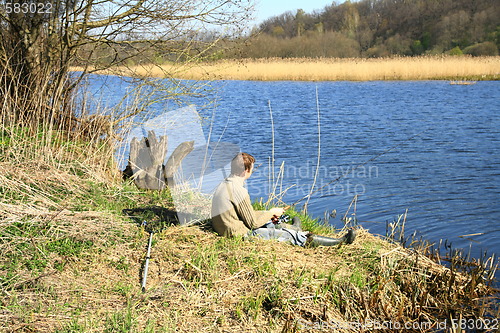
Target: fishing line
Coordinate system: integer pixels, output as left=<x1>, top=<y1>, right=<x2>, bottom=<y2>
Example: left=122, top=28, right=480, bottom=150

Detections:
left=291, top=129, right=428, bottom=206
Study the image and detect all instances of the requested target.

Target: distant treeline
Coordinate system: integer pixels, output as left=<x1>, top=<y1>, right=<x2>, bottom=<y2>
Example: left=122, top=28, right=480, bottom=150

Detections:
left=74, top=0, right=499, bottom=65
left=230, top=0, right=499, bottom=58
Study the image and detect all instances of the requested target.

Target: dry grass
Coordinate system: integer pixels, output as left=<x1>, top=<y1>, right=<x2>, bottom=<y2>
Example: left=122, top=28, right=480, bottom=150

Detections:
left=2, top=210, right=498, bottom=332
left=89, top=56, right=500, bottom=81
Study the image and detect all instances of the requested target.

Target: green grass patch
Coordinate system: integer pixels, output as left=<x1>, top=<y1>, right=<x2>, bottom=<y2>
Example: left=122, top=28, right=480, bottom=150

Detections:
left=46, top=237, right=94, bottom=256
left=0, top=221, right=95, bottom=286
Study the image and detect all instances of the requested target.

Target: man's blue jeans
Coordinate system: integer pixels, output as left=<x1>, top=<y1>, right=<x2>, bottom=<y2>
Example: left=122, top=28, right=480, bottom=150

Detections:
left=249, top=223, right=308, bottom=246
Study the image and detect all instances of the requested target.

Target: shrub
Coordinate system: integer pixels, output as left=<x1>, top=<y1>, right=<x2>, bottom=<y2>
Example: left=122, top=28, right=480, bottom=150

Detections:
left=365, top=45, right=390, bottom=58
left=410, top=40, right=425, bottom=55
left=463, top=42, right=499, bottom=56
left=447, top=46, right=464, bottom=56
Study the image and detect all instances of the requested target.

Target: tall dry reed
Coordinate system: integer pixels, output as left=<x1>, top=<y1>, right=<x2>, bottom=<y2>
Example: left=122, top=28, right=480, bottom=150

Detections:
left=104, top=56, right=499, bottom=81
left=0, top=58, right=127, bottom=222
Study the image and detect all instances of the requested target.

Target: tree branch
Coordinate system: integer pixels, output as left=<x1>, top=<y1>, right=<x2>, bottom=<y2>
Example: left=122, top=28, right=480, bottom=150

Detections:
left=76, top=0, right=146, bottom=30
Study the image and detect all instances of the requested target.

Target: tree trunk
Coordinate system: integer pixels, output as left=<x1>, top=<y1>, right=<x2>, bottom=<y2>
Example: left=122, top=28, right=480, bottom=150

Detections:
left=129, top=131, right=168, bottom=190
left=127, top=131, right=194, bottom=190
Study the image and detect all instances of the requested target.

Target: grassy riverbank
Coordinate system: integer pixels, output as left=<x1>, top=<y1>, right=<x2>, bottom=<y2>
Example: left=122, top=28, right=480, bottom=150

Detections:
left=1, top=126, right=499, bottom=332
left=93, top=56, right=500, bottom=81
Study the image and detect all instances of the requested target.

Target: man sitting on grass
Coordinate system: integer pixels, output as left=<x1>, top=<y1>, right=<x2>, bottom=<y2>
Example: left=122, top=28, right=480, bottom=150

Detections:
left=211, top=152, right=356, bottom=247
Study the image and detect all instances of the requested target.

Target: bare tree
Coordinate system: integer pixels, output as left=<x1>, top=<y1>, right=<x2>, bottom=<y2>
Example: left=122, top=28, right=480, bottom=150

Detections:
left=0, top=0, right=253, bottom=130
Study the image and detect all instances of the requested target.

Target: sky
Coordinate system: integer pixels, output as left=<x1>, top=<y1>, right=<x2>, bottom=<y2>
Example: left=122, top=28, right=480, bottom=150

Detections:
left=252, top=0, right=338, bottom=25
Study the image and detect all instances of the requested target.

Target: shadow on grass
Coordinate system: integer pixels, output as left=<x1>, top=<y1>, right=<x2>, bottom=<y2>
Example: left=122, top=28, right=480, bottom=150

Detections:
left=122, top=206, right=179, bottom=232
left=122, top=206, right=215, bottom=233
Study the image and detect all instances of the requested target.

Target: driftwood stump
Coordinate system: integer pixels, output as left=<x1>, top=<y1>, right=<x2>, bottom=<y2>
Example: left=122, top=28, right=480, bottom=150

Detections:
left=127, top=131, right=194, bottom=190
left=129, top=131, right=168, bottom=190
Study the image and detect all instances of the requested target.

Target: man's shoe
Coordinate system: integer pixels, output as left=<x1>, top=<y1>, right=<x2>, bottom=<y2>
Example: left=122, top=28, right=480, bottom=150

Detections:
left=306, top=229, right=356, bottom=247
left=306, top=234, right=343, bottom=247
left=344, top=228, right=356, bottom=244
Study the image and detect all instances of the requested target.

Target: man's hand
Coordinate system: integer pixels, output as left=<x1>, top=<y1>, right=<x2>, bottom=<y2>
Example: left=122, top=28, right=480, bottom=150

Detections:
left=270, top=207, right=285, bottom=217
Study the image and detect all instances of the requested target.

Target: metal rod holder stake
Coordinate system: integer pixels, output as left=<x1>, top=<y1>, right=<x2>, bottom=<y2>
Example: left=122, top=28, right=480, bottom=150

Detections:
left=141, top=231, right=153, bottom=292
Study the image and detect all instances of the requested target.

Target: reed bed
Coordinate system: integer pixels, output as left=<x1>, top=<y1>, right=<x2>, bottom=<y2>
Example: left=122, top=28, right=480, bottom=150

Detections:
left=100, top=56, right=500, bottom=81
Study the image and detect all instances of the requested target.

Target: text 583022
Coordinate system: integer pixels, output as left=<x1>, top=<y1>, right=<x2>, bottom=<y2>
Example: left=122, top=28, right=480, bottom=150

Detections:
left=3, top=2, right=53, bottom=14
left=450, top=318, right=498, bottom=330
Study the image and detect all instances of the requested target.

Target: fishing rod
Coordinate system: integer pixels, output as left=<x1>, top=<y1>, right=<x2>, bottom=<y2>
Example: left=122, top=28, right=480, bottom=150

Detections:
left=141, top=223, right=154, bottom=293
left=291, top=130, right=427, bottom=206
left=136, top=214, right=172, bottom=293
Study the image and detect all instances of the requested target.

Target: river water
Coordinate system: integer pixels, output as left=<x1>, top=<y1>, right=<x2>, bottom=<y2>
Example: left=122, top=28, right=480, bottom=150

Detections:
left=87, top=75, right=500, bottom=270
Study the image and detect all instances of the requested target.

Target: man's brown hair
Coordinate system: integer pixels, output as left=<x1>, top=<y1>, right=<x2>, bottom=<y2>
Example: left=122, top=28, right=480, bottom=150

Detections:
left=231, top=152, right=255, bottom=175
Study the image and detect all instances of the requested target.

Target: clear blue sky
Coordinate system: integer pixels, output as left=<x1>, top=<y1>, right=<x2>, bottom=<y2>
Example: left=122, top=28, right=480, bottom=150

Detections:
left=252, top=0, right=338, bottom=25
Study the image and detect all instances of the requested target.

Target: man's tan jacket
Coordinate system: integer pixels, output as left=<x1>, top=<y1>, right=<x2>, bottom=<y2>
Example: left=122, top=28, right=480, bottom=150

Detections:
left=211, top=175, right=273, bottom=237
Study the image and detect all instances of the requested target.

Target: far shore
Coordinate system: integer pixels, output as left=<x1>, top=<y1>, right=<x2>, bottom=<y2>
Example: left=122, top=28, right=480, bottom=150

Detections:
left=73, top=56, right=500, bottom=81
